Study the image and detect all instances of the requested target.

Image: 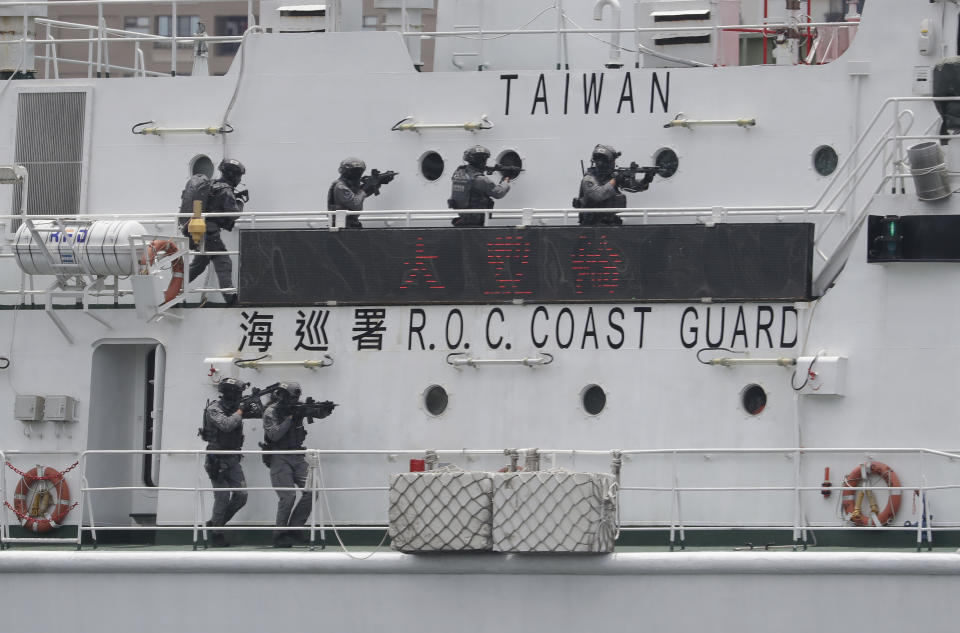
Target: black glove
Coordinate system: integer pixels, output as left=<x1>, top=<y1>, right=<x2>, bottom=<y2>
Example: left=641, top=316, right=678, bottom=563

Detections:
left=235, top=187, right=250, bottom=203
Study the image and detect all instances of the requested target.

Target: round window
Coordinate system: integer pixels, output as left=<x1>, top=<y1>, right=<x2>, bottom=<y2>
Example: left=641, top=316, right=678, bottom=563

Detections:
left=741, top=384, right=767, bottom=416
left=191, top=155, right=214, bottom=178
left=813, top=145, right=838, bottom=176
left=654, top=148, right=679, bottom=178
left=419, top=151, right=445, bottom=181
left=424, top=384, right=448, bottom=416
left=582, top=384, right=607, bottom=416
left=496, top=150, right=524, bottom=180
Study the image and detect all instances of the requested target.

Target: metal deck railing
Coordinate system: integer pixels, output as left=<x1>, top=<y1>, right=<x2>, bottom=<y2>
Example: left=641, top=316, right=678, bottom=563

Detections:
left=0, top=446, right=953, bottom=551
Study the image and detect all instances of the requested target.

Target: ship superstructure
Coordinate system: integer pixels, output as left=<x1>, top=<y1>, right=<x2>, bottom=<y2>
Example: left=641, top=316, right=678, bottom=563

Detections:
left=0, top=1, right=959, bottom=631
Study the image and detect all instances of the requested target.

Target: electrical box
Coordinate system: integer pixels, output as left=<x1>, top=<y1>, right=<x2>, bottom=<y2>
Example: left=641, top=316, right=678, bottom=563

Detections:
left=14, top=395, right=44, bottom=421
left=43, top=395, right=77, bottom=422
left=796, top=356, right=847, bottom=396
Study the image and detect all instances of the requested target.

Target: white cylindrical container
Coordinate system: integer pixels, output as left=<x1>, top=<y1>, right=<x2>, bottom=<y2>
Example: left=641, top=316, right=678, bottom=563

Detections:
left=13, top=220, right=147, bottom=276
left=908, top=141, right=952, bottom=201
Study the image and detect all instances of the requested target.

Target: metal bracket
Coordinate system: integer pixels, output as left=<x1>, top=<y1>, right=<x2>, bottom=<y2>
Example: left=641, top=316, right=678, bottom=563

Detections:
left=664, top=113, right=757, bottom=129
left=391, top=114, right=493, bottom=132
left=446, top=352, right=553, bottom=368
left=131, top=121, right=234, bottom=136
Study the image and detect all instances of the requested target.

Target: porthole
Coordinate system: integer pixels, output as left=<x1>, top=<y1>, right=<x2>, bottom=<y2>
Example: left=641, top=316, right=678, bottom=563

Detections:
left=813, top=145, right=838, bottom=176
left=654, top=147, right=679, bottom=178
left=581, top=384, right=607, bottom=416
left=741, top=384, right=767, bottom=416
left=495, top=149, right=524, bottom=180
left=424, top=384, right=448, bottom=416
left=419, top=151, right=445, bottom=181
left=191, top=154, right=214, bottom=178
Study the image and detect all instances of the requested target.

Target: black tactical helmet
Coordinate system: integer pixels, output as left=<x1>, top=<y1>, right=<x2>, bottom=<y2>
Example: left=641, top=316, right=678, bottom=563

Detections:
left=338, top=157, right=366, bottom=180
left=276, top=381, right=302, bottom=403
left=591, top=144, right=620, bottom=169
left=218, top=158, right=246, bottom=186
left=217, top=377, right=246, bottom=398
left=463, top=145, right=491, bottom=168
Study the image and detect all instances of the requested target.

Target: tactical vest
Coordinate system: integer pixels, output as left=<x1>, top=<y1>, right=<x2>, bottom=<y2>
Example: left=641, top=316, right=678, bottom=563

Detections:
left=264, top=405, right=307, bottom=450
left=450, top=166, right=480, bottom=209
left=577, top=173, right=625, bottom=209
left=200, top=403, right=244, bottom=450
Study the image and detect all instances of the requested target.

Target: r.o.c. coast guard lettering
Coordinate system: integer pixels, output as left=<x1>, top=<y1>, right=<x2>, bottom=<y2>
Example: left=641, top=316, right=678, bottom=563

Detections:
left=500, top=71, right=670, bottom=116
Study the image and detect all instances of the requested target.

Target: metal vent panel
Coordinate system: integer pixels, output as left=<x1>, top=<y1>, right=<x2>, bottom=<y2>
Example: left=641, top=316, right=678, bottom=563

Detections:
left=13, top=91, right=86, bottom=218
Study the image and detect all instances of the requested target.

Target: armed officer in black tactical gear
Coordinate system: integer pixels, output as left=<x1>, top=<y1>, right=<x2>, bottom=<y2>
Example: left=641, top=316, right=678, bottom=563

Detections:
left=201, top=377, right=249, bottom=547
left=449, top=145, right=512, bottom=227
left=262, top=382, right=313, bottom=547
left=327, top=157, right=395, bottom=229
left=188, top=158, right=246, bottom=306
left=576, top=144, right=654, bottom=226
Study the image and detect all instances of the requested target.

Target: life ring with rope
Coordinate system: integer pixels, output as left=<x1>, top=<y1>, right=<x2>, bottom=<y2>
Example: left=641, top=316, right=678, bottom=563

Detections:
left=141, top=239, right=184, bottom=303
left=12, top=465, right=73, bottom=533
left=841, top=461, right=902, bottom=526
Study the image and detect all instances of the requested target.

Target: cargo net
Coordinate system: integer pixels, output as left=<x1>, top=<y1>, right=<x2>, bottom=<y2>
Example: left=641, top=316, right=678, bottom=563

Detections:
left=388, top=470, right=618, bottom=553
left=388, top=470, right=493, bottom=552
left=492, top=471, right=618, bottom=553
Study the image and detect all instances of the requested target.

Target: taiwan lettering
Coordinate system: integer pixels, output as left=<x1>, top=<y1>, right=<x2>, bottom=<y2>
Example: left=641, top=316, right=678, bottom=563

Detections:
left=501, top=71, right=670, bottom=116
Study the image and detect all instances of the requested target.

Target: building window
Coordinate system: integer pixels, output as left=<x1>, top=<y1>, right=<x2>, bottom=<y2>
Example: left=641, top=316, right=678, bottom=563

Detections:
left=215, top=16, right=249, bottom=55
left=155, top=15, right=200, bottom=48
left=363, top=15, right=379, bottom=30
left=123, top=16, right=151, bottom=35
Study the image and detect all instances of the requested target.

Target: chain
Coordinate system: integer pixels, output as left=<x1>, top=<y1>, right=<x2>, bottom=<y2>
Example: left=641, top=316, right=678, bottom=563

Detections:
left=5, top=460, right=79, bottom=482
left=4, top=499, right=77, bottom=522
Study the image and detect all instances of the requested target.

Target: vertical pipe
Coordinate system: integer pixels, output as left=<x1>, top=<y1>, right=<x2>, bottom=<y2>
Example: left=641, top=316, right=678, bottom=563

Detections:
left=0, top=450, right=8, bottom=544
left=171, top=1, right=178, bottom=76
left=21, top=12, right=27, bottom=78
left=96, top=3, right=103, bottom=77
left=44, top=23, right=50, bottom=79
left=151, top=345, right=165, bottom=485
left=477, top=0, right=485, bottom=70
left=763, top=0, right=768, bottom=64
left=102, top=18, right=110, bottom=77
left=555, top=0, right=563, bottom=69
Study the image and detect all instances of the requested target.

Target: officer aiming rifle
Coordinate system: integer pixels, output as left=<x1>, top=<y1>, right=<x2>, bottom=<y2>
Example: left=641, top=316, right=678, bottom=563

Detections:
left=575, top=144, right=663, bottom=226
left=328, top=158, right=397, bottom=229
left=260, top=382, right=338, bottom=547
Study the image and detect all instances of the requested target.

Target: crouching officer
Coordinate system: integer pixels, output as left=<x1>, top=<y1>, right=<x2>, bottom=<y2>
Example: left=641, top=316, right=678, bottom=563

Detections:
left=327, top=157, right=395, bottom=229
left=188, top=158, right=246, bottom=306
left=262, top=382, right=333, bottom=547
left=448, top=145, right=511, bottom=227
left=200, top=377, right=249, bottom=547
left=575, top=144, right=654, bottom=226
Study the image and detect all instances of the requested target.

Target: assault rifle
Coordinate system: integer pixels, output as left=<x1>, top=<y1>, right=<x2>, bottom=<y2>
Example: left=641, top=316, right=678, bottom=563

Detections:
left=238, top=382, right=282, bottom=419
left=360, top=169, right=398, bottom=196
left=238, top=383, right=338, bottom=424
left=613, top=162, right=666, bottom=192
left=483, top=163, right=524, bottom=180
left=286, top=397, right=338, bottom=425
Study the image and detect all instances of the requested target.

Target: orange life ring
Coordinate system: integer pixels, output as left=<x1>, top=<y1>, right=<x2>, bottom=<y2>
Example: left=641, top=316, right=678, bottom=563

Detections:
left=841, top=461, right=902, bottom=526
left=12, top=466, right=72, bottom=533
left=141, top=239, right=184, bottom=303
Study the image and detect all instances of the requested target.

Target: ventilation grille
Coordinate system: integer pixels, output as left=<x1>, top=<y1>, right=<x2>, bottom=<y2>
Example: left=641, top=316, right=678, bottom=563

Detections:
left=13, top=91, right=86, bottom=222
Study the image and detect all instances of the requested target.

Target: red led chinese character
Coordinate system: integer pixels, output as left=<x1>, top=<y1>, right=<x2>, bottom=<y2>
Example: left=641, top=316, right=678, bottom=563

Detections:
left=570, top=234, right=623, bottom=294
left=485, top=235, right=532, bottom=296
left=400, top=236, right=445, bottom=290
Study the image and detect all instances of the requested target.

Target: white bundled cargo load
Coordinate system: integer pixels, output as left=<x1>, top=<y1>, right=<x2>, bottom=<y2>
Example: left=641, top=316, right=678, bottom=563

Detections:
left=388, top=471, right=493, bottom=552
left=492, top=471, right=619, bottom=553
